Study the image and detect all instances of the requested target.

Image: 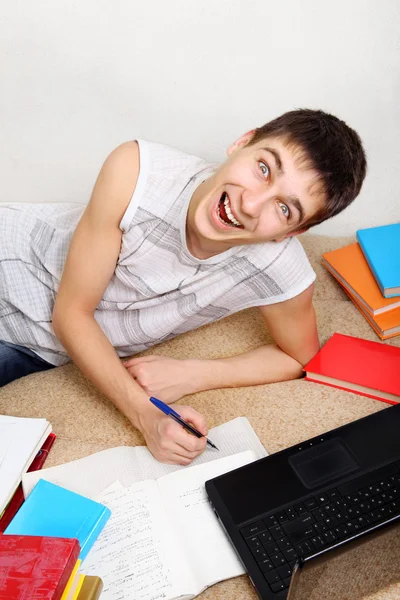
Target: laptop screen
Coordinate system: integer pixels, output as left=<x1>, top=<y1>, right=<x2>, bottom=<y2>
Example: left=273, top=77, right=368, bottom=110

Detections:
left=287, top=522, right=400, bottom=600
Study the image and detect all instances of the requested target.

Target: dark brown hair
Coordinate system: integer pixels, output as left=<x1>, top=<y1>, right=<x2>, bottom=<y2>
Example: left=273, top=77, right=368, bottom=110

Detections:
left=250, top=109, right=367, bottom=230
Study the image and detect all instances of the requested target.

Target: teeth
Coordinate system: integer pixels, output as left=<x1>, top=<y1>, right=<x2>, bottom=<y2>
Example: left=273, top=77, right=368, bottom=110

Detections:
left=224, top=197, right=242, bottom=227
left=218, top=193, right=243, bottom=228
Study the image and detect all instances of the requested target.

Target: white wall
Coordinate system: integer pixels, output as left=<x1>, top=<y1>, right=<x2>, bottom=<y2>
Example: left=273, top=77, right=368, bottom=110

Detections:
left=1, top=0, right=399, bottom=235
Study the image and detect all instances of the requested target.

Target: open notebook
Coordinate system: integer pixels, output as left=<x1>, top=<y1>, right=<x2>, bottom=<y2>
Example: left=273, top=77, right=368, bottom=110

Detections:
left=0, top=415, right=51, bottom=513
left=23, top=417, right=267, bottom=498
left=22, top=418, right=267, bottom=599
left=84, top=452, right=257, bottom=600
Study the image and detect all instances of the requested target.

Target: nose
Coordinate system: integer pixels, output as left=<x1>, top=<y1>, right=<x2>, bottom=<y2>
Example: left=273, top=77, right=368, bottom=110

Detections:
left=241, top=189, right=267, bottom=218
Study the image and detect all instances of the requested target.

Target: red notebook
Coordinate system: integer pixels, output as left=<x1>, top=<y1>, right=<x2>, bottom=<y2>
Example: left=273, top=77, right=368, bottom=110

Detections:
left=0, top=433, right=56, bottom=533
left=0, top=535, right=80, bottom=600
left=303, top=333, right=400, bottom=404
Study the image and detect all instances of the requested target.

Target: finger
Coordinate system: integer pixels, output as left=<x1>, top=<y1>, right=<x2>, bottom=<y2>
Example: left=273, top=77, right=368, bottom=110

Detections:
left=168, top=439, right=206, bottom=462
left=123, top=355, right=162, bottom=368
left=162, top=418, right=207, bottom=454
left=122, top=357, right=140, bottom=367
left=176, top=405, right=208, bottom=436
left=124, top=365, right=137, bottom=378
left=136, top=355, right=162, bottom=362
left=158, top=452, right=197, bottom=466
left=156, top=430, right=204, bottom=464
left=170, top=424, right=208, bottom=454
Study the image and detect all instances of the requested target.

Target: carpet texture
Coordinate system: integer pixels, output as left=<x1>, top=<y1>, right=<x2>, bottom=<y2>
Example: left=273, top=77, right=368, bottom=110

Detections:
left=1, top=234, right=399, bottom=599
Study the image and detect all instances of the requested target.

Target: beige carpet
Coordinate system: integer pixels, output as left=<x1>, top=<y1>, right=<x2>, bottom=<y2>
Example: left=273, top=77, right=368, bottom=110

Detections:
left=1, top=234, right=399, bottom=600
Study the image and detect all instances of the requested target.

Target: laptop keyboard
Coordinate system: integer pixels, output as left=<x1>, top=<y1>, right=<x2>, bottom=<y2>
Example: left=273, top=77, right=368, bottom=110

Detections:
left=240, top=462, right=400, bottom=595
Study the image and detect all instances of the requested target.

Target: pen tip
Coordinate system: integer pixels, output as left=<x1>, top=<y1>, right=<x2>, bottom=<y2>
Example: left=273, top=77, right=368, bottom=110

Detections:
left=207, top=439, right=219, bottom=450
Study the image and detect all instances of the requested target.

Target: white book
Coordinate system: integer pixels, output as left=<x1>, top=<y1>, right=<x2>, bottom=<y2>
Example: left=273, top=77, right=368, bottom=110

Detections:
left=83, top=451, right=258, bottom=600
left=0, top=415, right=52, bottom=513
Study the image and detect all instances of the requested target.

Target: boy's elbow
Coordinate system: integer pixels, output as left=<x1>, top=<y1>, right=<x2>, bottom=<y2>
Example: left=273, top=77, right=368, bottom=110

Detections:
left=52, top=301, right=76, bottom=338
left=52, top=303, right=66, bottom=339
left=52, top=301, right=94, bottom=340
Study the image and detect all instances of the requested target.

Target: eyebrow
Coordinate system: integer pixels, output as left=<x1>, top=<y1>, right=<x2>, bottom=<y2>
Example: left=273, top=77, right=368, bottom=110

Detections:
left=261, top=146, right=305, bottom=224
left=288, top=196, right=305, bottom=224
left=262, top=146, right=284, bottom=174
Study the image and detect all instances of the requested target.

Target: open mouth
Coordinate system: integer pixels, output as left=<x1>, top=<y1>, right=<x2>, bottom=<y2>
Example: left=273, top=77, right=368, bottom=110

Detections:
left=217, top=192, right=244, bottom=229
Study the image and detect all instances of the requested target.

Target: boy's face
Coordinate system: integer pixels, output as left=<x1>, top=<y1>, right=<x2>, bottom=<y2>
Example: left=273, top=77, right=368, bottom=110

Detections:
left=186, top=132, right=325, bottom=259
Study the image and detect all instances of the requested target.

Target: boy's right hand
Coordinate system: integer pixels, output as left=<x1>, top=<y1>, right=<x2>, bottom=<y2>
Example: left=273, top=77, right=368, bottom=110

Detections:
left=136, top=403, right=208, bottom=465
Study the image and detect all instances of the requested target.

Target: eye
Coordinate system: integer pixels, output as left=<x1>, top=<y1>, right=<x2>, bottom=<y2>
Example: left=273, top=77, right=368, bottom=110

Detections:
left=259, top=161, right=270, bottom=178
left=278, top=202, right=291, bottom=219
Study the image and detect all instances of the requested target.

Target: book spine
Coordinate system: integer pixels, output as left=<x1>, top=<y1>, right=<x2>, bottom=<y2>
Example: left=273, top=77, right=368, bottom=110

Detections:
left=71, top=574, right=85, bottom=600
left=383, top=289, right=400, bottom=299
left=54, top=541, right=81, bottom=600
left=30, top=433, right=57, bottom=470
left=79, top=506, right=111, bottom=560
left=0, top=433, right=57, bottom=532
left=356, top=234, right=386, bottom=297
left=321, top=259, right=375, bottom=316
left=304, top=377, right=398, bottom=405
left=77, top=577, right=103, bottom=600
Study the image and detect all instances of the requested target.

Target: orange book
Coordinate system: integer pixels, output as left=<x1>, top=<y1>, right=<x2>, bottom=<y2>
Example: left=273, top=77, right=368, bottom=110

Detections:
left=322, top=243, right=400, bottom=316
left=343, top=286, right=400, bottom=340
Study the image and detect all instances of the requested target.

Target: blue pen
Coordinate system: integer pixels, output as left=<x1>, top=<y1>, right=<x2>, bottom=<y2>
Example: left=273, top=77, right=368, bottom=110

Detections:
left=149, top=396, right=219, bottom=450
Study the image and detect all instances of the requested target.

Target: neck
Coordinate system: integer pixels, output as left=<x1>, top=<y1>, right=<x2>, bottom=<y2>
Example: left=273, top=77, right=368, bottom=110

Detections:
left=185, top=224, right=216, bottom=260
left=185, top=183, right=213, bottom=259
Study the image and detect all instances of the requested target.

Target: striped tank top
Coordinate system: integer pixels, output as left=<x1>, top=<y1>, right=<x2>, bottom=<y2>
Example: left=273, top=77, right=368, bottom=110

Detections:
left=0, top=139, right=316, bottom=365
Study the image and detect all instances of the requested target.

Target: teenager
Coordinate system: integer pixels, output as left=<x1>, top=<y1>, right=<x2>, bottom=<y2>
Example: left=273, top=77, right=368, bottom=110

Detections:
left=0, top=109, right=366, bottom=463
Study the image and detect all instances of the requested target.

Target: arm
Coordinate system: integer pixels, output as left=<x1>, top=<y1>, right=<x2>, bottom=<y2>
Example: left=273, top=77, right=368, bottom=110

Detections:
left=123, top=283, right=320, bottom=400
left=52, top=141, right=207, bottom=465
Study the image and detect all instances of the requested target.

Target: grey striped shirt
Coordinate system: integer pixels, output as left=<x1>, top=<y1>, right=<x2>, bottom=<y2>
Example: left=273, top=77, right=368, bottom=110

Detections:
left=0, top=139, right=316, bottom=365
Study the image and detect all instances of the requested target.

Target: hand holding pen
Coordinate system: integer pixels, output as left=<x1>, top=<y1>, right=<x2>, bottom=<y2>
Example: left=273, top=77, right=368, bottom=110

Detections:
left=150, top=397, right=219, bottom=450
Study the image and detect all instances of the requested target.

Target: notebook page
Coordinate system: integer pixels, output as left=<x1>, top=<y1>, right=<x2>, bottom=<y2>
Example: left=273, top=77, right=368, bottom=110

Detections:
left=0, top=416, right=51, bottom=512
left=0, top=422, right=16, bottom=467
left=82, top=480, right=195, bottom=600
left=157, top=451, right=256, bottom=593
left=23, top=417, right=267, bottom=499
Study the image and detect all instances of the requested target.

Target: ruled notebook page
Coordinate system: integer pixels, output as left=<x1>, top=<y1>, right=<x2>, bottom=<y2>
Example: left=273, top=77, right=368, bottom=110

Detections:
left=23, top=417, right=268, bottom=499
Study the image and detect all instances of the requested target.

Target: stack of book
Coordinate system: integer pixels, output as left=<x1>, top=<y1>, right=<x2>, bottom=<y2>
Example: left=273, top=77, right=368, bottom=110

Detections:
left=0, top=415, right=56, bottom=531
left=322, top=223, right=400, bottom=340
left=19, top=417, right=267, bottom=600
left=0, top=535, right=103, bottom=600
left=1, top=480, right=109, bottom=599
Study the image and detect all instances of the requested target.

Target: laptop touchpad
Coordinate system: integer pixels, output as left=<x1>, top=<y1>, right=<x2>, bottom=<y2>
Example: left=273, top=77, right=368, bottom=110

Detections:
left=289, top=438, right=360, bottom=489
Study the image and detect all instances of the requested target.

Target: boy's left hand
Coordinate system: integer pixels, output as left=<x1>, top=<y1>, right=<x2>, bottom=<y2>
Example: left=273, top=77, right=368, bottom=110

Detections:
left=123, top=355, right=197, bottom=403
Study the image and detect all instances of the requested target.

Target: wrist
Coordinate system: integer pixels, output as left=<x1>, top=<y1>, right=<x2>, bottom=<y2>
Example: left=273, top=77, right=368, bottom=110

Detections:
left=186, top=358, right=228, bottom=394
left=123, top=389, right=152, bottom=431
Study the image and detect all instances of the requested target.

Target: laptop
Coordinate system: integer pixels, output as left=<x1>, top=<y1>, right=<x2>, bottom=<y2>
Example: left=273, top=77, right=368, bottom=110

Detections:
left=287, top=520, right=400, bottom=599
left=205, top=403, right=400, bottom=599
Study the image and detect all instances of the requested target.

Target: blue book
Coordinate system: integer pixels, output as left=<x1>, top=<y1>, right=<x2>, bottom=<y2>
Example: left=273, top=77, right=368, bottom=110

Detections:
left=4, top=479, right=111, bottom=560
left=356, top=223, right=400, bottom=298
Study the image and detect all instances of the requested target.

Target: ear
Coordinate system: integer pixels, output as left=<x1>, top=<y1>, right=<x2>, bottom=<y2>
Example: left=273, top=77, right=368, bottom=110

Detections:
left=227, top=130, right=256, bottom=156
left=274, top=228, right=308, bottom=243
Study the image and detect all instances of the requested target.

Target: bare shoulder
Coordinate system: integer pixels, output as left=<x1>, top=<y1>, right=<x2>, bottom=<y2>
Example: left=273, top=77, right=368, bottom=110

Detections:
left=85, top=141, right=140, bottom=227
left=102, top=140, right=140, bottom=173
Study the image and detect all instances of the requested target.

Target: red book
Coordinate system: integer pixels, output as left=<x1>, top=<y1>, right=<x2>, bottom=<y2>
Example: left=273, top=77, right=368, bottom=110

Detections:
left=303, top=333, right=400, bottom=405
left=0, top=433, right=56, bottom=533
left=0, top=535, right=80, bottom=600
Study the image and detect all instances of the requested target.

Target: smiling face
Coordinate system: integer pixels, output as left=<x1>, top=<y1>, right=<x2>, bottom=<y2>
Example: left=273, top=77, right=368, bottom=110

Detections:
left=186, top=132, right=326, bottom=259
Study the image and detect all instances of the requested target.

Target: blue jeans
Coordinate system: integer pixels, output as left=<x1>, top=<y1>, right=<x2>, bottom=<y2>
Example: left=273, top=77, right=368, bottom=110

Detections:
left=0, top=341, right=55, bottom=387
